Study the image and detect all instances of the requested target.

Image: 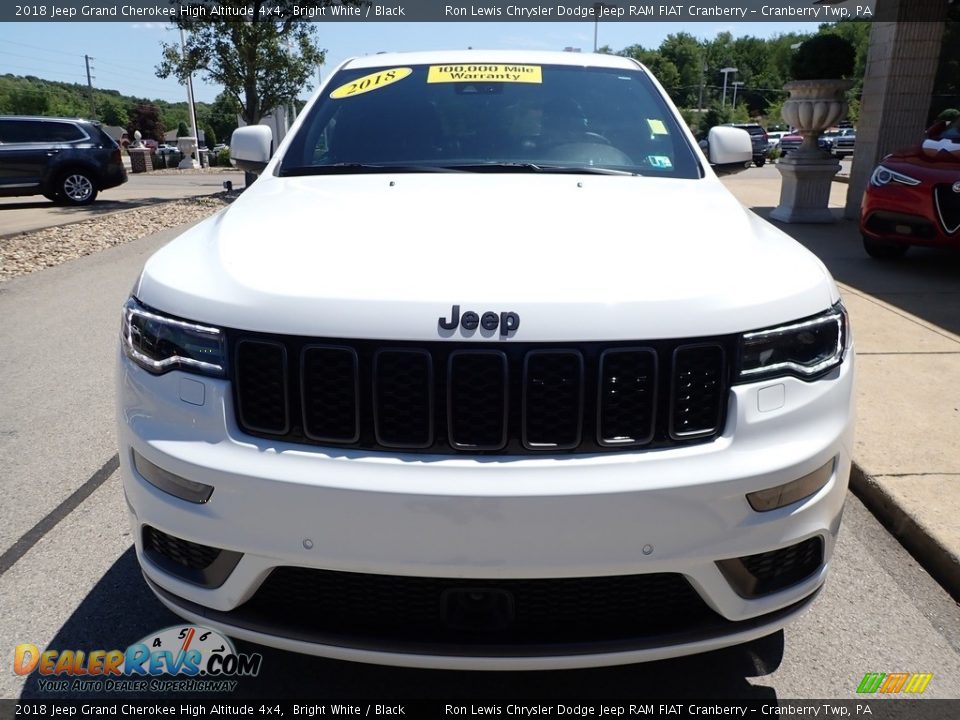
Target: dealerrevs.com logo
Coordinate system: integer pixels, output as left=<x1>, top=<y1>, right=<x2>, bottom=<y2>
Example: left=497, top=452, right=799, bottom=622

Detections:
left=856, top=672, right=933, bottom=694
left=14, top=625, right=262, bottom=693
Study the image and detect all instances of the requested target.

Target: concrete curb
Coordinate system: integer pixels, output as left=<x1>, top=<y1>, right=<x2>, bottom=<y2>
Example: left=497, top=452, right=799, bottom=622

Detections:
left=850, top=463, right=960, bottom=601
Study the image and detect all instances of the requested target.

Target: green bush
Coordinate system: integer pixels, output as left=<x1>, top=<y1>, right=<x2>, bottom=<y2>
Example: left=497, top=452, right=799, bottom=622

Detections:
left=216, top=148, right=232, bottom=167
left=790, top=34, right=856, bottom=80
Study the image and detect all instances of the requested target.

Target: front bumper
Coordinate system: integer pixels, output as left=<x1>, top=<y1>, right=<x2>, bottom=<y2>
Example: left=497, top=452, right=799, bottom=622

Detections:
left=861, top=181, right=958, bottom=248
left=117, top=350, right=854, bottom=669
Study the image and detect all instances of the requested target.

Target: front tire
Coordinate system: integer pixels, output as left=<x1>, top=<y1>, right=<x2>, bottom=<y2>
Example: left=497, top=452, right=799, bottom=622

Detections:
left=863, top=236, right=909, bottom=260
left=754, top=157, right=766, bottom=168
left=58, top=170, right=98, bottom=206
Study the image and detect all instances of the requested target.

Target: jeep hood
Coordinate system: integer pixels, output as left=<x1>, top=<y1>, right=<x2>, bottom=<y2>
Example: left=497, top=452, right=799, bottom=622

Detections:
left=136, top=174, right=837, bottom=341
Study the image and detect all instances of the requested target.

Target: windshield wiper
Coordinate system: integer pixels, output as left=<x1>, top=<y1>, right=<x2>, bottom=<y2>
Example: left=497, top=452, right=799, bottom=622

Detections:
left=281, top=163, right=463, bottom=176
left=446, top=162, right=640, bottom=176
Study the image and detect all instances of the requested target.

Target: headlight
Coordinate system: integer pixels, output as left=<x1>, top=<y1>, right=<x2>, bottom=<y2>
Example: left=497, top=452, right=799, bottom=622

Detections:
left=870, top=165, right=920, bottom=187
left=120, top=297, right=226, bottom=377
left=737, top=304, right=848, bottom=382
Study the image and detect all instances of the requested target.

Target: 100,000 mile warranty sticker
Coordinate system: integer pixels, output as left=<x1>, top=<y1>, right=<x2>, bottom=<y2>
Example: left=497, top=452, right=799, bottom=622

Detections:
left=427, top=65, right=542, bottom=84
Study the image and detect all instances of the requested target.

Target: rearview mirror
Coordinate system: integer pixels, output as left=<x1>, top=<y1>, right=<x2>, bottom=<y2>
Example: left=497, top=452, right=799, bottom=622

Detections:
left=231, top=125, right=273, bottom=174
left=704, top=126, right=753, bottom=176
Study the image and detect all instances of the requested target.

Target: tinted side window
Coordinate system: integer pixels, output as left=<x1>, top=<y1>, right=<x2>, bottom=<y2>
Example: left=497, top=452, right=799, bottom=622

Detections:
left=0, top=121, right=86, bottom=143
left=0, top=120, right=40, bottom=143
left=43, top=122, right=87, bottom=142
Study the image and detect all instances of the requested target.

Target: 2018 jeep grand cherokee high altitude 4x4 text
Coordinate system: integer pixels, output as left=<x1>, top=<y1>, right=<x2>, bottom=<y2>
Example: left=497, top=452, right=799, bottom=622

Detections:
left=117, top=51, right=854, bottom=670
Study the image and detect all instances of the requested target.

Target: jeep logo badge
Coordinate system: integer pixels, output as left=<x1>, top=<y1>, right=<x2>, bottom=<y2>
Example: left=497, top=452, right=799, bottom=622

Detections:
left=439, top=305, right=520, bottom=337
left=953, top=181, right=960, bottom=194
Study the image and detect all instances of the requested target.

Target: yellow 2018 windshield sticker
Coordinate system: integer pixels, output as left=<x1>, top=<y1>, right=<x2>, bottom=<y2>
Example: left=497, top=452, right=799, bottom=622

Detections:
left=329, top=68, right=412, bottom=99
left=647, top=118, right=669, bottom=135
left=427, top=65, right=542, bottom=84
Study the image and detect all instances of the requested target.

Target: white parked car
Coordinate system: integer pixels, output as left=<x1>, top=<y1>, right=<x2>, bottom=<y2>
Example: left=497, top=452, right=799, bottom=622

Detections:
left=118, top=50, right=854, bottom=670
left=767, top=131, right=789, bottom=151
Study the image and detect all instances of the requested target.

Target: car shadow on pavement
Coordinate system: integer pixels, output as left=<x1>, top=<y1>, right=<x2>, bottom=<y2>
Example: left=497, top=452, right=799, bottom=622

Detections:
left=19, top=548, right=780, bottom=701
left=752, top=209, right=960, bottom=339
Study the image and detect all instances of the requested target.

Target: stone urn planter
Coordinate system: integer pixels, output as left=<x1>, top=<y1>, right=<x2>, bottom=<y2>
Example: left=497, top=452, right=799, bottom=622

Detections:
left=781, top=79, right=854, bottom=157
left=177, top=136, right=198, bottom=169
left=771, top=79, right=853, bottom=224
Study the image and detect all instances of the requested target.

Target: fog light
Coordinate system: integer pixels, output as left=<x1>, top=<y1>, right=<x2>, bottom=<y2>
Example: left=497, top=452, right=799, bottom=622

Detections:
left=746, top=458, right=835, bottom=512
left=133, top=451, right=213, bottom=504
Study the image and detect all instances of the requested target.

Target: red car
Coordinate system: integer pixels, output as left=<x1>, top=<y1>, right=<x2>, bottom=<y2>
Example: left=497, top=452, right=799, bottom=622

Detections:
left=860, top=117, right=960, bottom=259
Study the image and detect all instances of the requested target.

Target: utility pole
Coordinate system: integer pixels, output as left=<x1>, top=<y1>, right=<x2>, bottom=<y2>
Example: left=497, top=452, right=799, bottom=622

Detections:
left=697, top=61, right=706, bottom=113
left=84, top=55, right=96, bottom=120
left=180, top=28, right=200, bottom=162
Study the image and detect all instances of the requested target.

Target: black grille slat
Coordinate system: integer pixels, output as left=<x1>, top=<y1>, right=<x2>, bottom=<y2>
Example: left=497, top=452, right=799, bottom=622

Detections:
left=448, top=351, right=508, bottom=450
left=719, top=537, right=824, bottom=598
left=244, top=567, right=716, bottom=645
left=522, top=351, right=584, bottom=450
left=231, top=335, right=730, bottom=454
left=374, top=349, right=433, bottom=448
left=934, top=184, right=960, bottom=234
left=598, top=348, right=657, bottom=446
left=670, top=344, right=725, bottom=439
left=143, top=526, right=220, bottom=570
left=301, top=346, right=359, bottom=443
left=235, top=340, right=288, bottom=434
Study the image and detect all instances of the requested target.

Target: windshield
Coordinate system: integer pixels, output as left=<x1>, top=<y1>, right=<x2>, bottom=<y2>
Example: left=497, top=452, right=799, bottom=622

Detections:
left=280, top=62, right=701, bottom=179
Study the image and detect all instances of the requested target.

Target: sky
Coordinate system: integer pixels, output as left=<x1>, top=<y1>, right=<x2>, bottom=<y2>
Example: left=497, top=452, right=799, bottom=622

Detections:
left=0, top=21, right=818, bottom=105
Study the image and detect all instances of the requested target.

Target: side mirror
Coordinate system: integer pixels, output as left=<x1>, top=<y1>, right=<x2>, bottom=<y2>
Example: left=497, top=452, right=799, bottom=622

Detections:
left=230, top=125, right=273, bottom=174
left=705, top=125, right=753, bottom=175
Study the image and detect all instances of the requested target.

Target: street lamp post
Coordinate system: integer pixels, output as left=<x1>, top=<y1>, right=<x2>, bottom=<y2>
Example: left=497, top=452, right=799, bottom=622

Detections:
left=732, top=81, right=744, bottom=108
left=720, top=67, right=738, bottom=108
left=593, top=2, right=614, bottom=52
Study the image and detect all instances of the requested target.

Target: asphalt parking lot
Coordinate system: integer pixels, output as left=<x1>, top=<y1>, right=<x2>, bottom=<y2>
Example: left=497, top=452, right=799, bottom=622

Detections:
left=0, top=171, right=239, bottom=236
left=1, top=164, right=959, bottom=701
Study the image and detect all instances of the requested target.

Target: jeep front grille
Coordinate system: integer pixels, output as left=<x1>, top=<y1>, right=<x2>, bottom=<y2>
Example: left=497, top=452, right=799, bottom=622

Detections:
left=231, top=334, right=732, bottom=455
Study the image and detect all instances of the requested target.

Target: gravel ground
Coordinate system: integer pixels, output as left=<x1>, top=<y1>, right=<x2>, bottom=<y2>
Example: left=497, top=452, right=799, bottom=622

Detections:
left=0, top=195, right=231, bottom=282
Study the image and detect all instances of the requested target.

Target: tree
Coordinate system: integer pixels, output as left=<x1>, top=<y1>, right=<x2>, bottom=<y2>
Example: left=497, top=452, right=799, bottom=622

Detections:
left=8, top=85, right=49, bottom=115
left=128, top=102, right=164, bottom=141
left=99, top=96, right=129, bottom=127
left=208, top=91, right=240, bottom=146
left=203, top=123, right=217, bottom=149
left=177, top=120, right=190, bottom=137
left=156, top=1, right=363, bottom=126
left=658, top=33, right=705, bottom=108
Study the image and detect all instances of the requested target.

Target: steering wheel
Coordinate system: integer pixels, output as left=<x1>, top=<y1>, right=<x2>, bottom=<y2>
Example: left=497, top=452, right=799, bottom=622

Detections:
left=581, top=131, right=613, bottom=146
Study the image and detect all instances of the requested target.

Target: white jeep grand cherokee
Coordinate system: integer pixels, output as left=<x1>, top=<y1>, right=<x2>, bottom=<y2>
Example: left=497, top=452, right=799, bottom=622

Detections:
left=117, top=51, right=854, bottom=670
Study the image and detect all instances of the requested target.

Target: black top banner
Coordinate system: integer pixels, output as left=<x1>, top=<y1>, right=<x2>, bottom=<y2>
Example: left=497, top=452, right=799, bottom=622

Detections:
left=5, top=0, right=938, bottom=24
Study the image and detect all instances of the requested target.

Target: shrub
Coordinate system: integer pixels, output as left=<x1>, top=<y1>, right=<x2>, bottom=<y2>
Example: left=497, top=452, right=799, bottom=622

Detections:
left=216, top=148, right=232, bottom=167
left=790, top=34, right=856, bottom=80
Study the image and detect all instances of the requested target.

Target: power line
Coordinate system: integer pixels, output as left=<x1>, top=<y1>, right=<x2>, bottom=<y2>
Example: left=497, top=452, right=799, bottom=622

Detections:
left=0, top=49, right=86, bottom=70
left=0, top=38, right=83, bottom=59
left=0, top=63, right=87, bottom=80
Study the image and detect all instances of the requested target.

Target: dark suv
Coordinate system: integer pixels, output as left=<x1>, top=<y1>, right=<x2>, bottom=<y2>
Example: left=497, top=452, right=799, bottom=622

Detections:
left=0, top=116, right=127, bottom=205
left=727, top=123, right=768, bottom=167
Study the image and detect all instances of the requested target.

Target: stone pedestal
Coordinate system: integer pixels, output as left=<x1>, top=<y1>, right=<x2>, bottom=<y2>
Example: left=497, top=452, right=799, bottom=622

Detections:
left=177, top=136, right=198, bottom=170
left=128, top=148, right=153, bottom=173
left=771, top=155, right=841, bottom=224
